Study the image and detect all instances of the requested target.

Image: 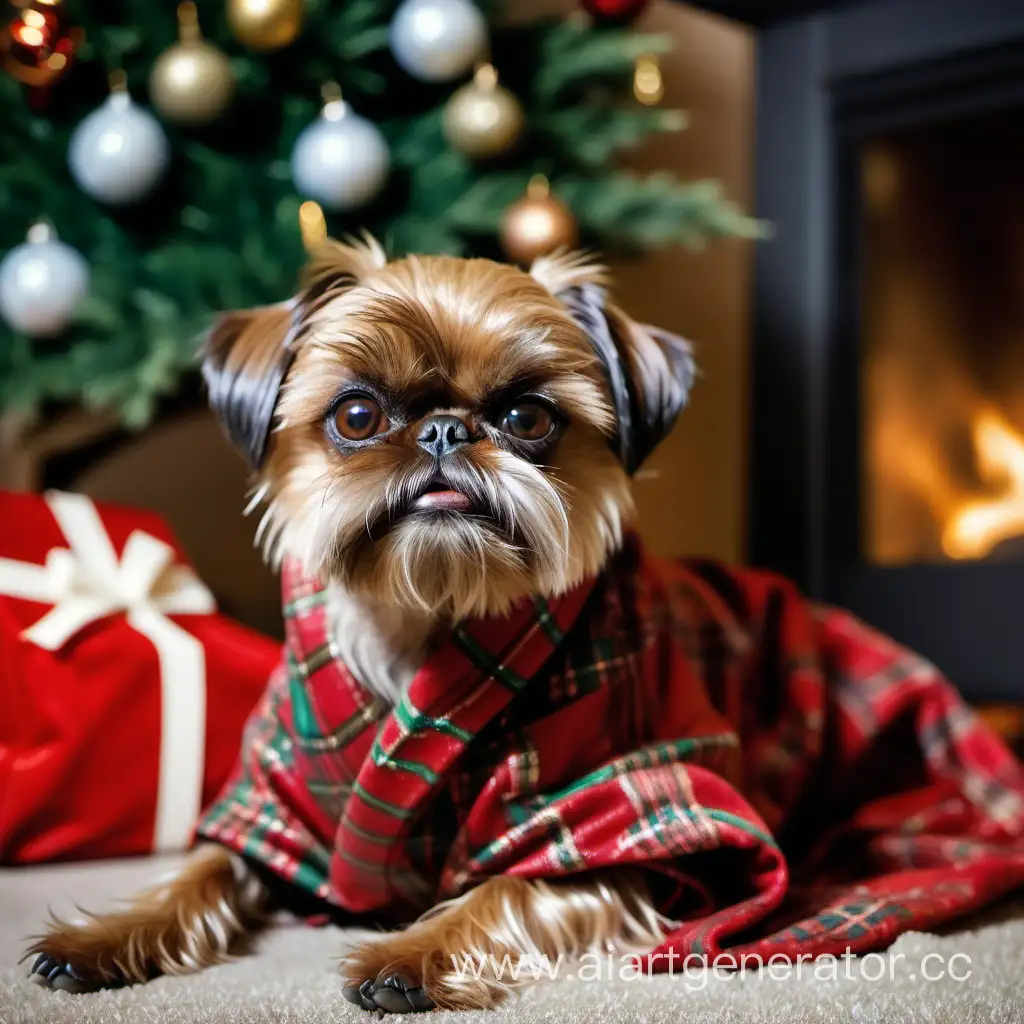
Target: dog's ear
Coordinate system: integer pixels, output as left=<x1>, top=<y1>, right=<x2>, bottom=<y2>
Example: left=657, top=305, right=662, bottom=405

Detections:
left=602, top=300, right=696, bottom=473
left=299, top=234, right=387, bottom=312
left=201, top=301, right=300, bottom=471
left=202, top=236, right=387, bottom=470
left=532, top=255, right=694, bottom=474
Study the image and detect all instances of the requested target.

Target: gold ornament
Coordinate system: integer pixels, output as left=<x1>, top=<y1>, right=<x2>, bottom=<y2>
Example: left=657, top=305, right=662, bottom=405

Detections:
left=499, top=175, right=578, bottom=266
left=227, top=0, right=304, bottom=52
left=443, top=63, right=524, bottom=160
left=298, top=199, right=327, bottom=253
left=149, top=2, right=234, bottom=126
left=633, top=54, right=663, bottom=106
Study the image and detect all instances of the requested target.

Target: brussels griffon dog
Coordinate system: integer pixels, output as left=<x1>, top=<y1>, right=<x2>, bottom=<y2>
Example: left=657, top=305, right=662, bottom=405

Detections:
left=27, top=239, right=697, bottom=1011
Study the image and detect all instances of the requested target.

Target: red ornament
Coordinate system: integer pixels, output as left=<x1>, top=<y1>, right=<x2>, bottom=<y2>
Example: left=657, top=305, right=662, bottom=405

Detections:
left=580, top=0, right=649, bottom=24
left=1, top=0, right=81, bottom=89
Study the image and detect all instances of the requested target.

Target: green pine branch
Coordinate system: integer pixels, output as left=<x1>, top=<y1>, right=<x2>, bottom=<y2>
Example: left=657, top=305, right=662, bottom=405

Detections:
left=0, top=0, right=759, bottom=427
left=559, top=175, right=768, bottom=248
left=534, top=105, right=689, bottom=167
left=535, top=22, right=674, bottom=103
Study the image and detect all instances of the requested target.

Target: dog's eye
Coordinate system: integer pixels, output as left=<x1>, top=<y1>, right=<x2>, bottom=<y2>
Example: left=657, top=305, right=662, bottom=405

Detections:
left=499, top=402, right=554, bottom=442
left=333, top=397, right=388, bottom=441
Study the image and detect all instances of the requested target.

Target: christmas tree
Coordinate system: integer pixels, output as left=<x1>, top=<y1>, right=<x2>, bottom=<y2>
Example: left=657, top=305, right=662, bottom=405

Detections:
left=0, top=0, right=758, bottom=429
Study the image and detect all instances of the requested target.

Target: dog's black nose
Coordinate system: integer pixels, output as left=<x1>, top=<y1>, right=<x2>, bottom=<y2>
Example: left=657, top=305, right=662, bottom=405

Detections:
left=417, top=415, right=472, bottom=459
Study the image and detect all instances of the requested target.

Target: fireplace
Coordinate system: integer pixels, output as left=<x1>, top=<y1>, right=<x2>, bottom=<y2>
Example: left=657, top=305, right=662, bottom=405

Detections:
left=693, top=0, right=1024, bottom=699
left=860, top=108, right=1024, bottom=567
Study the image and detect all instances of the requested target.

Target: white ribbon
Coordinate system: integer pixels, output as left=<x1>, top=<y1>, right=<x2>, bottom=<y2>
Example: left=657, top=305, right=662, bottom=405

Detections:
left=0, top=491, right=217, bottom=853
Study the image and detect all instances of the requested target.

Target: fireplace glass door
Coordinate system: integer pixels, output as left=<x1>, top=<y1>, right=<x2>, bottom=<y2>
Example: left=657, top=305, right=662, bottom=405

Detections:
left=747, top=0, right=1024, bottom=702
left=861, top=108, right=1024, bottom=567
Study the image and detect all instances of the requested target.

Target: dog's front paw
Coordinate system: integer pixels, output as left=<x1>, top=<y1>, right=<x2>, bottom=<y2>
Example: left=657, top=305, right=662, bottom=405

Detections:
left=28, top=952, right=107, bottom=994
left=24, top=916, right=151, bottom=993
left=343, top=973, right=435, bottom=1013
left=342, top=935, right=512, bottom=1013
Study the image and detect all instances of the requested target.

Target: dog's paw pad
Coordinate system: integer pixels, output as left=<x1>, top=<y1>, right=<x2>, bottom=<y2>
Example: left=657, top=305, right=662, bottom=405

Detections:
left=344, top=973, right=435, bottom=1014
left=29, top=954, right=98, bottom=994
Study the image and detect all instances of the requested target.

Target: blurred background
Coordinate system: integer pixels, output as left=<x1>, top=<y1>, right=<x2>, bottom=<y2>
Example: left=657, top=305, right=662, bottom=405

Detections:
left=0, top=0, right=756, bottom=638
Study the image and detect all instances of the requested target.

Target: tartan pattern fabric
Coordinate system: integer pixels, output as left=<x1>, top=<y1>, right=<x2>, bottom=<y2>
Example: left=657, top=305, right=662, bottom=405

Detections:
left=197, top=536, right=1024, bottom=964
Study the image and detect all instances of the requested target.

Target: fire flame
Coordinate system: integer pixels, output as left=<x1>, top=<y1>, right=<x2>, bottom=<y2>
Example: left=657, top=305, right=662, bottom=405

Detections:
left=942, top=409, right=1024, bottom=560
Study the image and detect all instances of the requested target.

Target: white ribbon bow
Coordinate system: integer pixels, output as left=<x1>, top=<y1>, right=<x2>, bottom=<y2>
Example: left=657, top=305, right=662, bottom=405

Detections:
left=0, top=491, right=217, bottom=852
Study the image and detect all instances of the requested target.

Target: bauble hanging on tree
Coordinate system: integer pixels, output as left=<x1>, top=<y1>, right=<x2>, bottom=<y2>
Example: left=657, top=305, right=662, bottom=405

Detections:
left=390, top=0, right=487, bottom=82
left=227, top=0, right=304, bottom=52
left=298, top=200, right=328, bottom=254
left=443, top=63, right=524, bottom=160
left=150, top=2, right=235, bottom=126
left=580, top=0, right=649, bottom=24
left=0, top=222, right=89, bottom=338
left=500, top=176, right=578, bottom=266
left=291, top=83, right=390, bottom=211
left=68, top=71, right=171, bottom=205
left=0, top=0, right=81, bottom=88
left=633, top=54, right=663, bottom=105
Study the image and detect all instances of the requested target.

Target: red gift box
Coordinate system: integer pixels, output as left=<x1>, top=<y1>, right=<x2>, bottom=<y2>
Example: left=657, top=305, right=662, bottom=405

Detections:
left=0, top=490, right=280, bottom=864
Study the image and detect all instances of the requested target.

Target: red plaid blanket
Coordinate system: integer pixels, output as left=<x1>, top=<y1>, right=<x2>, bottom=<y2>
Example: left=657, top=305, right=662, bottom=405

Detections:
left=197, top=536, right=1024, bottom=964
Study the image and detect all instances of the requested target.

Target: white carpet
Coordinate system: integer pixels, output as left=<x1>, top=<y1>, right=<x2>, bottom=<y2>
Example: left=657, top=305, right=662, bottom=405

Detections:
left=2, top=856, right=1023, bottom=1024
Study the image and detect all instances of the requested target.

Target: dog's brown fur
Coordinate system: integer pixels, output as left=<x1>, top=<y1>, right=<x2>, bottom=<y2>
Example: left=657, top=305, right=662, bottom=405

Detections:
left=29, top=852, right=666, bottom=1007
left=28, top=241, right=690, bottom=1010
left=26, top=846, right=266, bottom=988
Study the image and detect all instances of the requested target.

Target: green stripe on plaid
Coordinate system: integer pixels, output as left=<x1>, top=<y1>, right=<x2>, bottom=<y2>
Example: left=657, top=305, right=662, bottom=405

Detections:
left=307, top=779, right=352, bottom=799
left=394, top=694, right=474, bottom=742
left=282, top=589, right=329, bottom=619
left=343, top=818, right=395, bottom=845
left=549, top=813, right=585, bottom=871
left=707, top=809, right=778, bottom=847
left=565, top=636, right=617, bottom=684
left=337, top=849, right=428, bottom=895
left=549, top=736, right=738, bottom=804
left=532, top=598, right=565, bottom=645
left=371, top=738, right=439, bottom=784
left=295, top=702, right=382, bottom=753
left=625, top=800, right=711, bottom=853
left=293, top=642, right=335, bottom=680
left=621, top=735, right=737, bottom=768
left=293, top=859, right=331, bottom=895
left=339, top=848, right=391, bottom=874
left=289, top=675, right=320, bottom=740
left=466, top=805, right=587, bottom=872
left=452, top=627, right=530, bottom=692
left=351, top=780, right=412, bottom=819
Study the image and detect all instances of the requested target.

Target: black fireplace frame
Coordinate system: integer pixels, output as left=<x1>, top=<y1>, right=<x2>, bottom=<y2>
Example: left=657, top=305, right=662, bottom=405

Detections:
left=700, top=0, right=1024, bottom=699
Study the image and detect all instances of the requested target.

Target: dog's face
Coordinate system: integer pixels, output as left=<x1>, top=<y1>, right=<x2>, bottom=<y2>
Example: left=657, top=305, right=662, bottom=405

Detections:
left=204, top=240, right=692, bottom=619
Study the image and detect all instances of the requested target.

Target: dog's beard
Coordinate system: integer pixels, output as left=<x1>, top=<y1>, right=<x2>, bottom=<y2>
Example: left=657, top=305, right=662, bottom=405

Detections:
left=312, top=449, right=570, bottom=619
left=258, top=428, right=631, bottom=621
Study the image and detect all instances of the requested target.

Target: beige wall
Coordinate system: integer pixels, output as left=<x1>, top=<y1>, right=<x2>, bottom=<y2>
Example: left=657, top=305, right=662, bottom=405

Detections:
left=63, top=2, right=755, bottom=635
left=609, top=3, right=754, bottom=562
left=505, top=0, right=756, bottom=560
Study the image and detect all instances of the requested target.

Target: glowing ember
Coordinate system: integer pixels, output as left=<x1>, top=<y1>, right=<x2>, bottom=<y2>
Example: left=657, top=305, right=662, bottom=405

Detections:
left=942, top=410, right=1024, bottom=560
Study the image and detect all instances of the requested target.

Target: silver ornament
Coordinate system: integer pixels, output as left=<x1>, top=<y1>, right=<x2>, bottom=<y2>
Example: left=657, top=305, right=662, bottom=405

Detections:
left=389, top=0, right=487, bottom=82
left=68, top=85, right=171, bottom=205
left=0, top=223, right=90, bottom=338
left=291, top=93, right=390, bottom=211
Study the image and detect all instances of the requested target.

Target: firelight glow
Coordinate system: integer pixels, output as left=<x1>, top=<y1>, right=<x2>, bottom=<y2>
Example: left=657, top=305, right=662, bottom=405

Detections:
left=942, top=409, right=1024, bottom=560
